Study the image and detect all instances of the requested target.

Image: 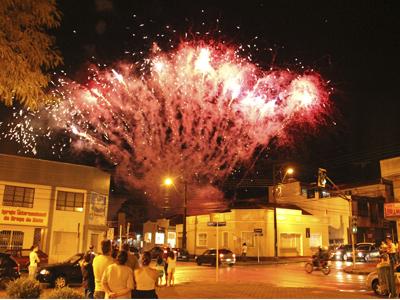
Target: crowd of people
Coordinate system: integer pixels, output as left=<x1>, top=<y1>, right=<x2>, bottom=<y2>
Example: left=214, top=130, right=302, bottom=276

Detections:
left=81, top=241, right=177, bottom=299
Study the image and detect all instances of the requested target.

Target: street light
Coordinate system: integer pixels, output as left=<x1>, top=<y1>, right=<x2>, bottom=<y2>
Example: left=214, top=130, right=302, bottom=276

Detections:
left=272, top=165, right=294, bottom=259
left=163, top=177, right=188, bottom=250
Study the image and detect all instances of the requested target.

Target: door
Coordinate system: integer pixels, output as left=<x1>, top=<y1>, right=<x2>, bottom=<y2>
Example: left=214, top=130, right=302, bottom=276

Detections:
left=90, top=234, right=99, bottom=253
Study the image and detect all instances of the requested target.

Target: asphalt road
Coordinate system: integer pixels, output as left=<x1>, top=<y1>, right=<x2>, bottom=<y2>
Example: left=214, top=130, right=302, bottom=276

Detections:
left=0, top=260, right=377, bottom=298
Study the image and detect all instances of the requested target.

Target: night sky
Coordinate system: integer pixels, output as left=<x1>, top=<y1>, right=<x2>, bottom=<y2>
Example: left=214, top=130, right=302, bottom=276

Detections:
left=1, top=0, right=400, bottom=202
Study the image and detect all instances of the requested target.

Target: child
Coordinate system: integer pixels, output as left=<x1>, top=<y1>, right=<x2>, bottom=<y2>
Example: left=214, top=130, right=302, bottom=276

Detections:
left=155, top=255, right=165, bottom=286
left=167, top=251, right=176, bottom=287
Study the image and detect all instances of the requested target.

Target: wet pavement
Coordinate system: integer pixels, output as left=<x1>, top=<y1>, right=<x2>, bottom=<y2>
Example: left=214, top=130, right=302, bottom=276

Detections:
left=0, top=260, right=378, bottom=298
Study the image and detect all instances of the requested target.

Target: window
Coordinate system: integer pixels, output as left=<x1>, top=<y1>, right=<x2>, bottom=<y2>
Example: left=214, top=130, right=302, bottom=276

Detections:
left=222, top=232, right=229, bottom=248
left=309, top=233, right=322, bottom=248
left=56, top=191, right=84, bottom=212
left=197, top=233, right=207, bottom=247
left=0, top=230, right=24, bottom=250
left=280, top=233, right=301, bottom=250
left=357, top=200, right=369, bottom=217
left=241, top=232, right=255, bottom=247
left=3, top=185, right=34, bottom=208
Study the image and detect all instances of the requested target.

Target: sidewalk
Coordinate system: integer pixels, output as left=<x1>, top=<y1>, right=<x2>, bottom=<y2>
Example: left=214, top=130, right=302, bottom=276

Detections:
left=343, top=263, right=376, bottom=275
left=156, top=282, right=375, bottom=299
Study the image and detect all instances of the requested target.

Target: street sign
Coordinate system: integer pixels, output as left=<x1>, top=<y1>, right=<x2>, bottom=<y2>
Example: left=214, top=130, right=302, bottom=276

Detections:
left=254, top=228, right=263, bottom=233
left=207, top=221, right=226, bottom=227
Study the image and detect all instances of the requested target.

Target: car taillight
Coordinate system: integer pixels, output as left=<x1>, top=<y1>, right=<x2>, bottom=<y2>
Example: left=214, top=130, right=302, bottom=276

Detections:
left=219, top=254, right=224, bottom=258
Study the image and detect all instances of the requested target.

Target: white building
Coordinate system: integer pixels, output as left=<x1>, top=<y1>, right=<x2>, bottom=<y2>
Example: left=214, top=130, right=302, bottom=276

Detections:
left=0, top=154, right=110, bottom=263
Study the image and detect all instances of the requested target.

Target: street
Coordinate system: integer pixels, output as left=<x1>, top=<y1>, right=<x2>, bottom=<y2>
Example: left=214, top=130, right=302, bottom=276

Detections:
left=0, top=260, right=377, bottom=299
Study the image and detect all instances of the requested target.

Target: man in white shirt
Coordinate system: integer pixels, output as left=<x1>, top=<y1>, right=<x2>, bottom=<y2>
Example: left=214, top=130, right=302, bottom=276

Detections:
left=29, top=245, right=40, bottom=279
left=93, top=240, right=114, bottom=299
left=242, top=243, right=248, bottom=262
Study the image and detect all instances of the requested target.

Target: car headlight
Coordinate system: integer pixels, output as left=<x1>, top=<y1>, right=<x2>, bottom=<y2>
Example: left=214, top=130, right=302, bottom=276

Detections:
left=335, top=251, right=341, bottom=256
left=357, top=252, right=364, bottom=257
left=39, top=269, right=50, bottom=275
left=346, top=252, right=351, bottom=256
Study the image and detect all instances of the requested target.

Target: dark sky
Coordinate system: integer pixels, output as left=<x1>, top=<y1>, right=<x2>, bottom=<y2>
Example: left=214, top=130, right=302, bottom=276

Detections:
left=2, top=0, right=400, bottom=192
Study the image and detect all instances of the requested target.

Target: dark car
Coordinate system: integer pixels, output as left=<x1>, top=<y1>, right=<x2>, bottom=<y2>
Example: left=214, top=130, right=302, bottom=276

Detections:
left=36, top=253, right=84, bottom=288
left=5, top=249, right=48, bottom=271
left=0, top=253, right=20, bottom=289
left=173, top=248, right=190, bottom=261
left=195, top=249, right=236, bottom=266
left=331, top=244, right=353, bottom=261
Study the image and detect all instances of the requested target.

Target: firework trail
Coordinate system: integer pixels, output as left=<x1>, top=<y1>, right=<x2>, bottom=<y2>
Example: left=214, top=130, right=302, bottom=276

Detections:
left=1, top=41, right=330, bottom=199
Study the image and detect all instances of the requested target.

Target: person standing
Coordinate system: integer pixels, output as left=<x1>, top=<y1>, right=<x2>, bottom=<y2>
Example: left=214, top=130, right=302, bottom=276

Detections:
left=155, top=255, right=165, bottom=286
left=93, top=240, right=114, bottom=299
left=133, top=252, right=159, bottom=299
left=163, top=248, right=170, bottom=286
left=166, top=251, right=176, bottom=287
left=385, top=236, right=397, bottom=298
left=122, top=243, right=139, bottom=297
left=241, top=243, right=248, bottom=262
left=102, top=251, right=134, bottom=299
left=81, top=252, right=95, bottom=299
left=29, top=245, right=40, bottom=279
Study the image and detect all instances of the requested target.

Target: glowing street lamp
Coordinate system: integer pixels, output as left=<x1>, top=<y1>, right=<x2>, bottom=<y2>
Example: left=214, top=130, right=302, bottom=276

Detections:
left=163, top=176, right=188, bottom=250
left=164, top=177, right=173, bottom=186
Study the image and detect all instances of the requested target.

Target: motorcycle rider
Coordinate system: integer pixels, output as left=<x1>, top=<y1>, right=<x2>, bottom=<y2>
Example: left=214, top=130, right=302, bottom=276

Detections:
left=312, top=246, right=328, bottom=267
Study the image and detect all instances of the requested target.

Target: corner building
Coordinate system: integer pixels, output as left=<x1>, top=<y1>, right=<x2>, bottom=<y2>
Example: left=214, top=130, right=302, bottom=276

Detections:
left=0, top=154, right=110, bottom=263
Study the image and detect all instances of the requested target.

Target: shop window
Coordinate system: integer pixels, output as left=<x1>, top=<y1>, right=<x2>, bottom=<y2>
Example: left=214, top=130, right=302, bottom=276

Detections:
left=0, top=230, right=24, bottom=250
left=144, top=232, right=152, bottom=243
left=197, top=233, right=207, bottom=247
left=241, top=232, right=255, bottom=247
left=3, top=185, right=34, bottom=208
left=56, top=191, right=84, bottom=212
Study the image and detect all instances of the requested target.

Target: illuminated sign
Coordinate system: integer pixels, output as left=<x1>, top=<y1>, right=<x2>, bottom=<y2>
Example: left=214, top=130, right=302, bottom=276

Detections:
left=384, top=203, right=400, bottom=219
left=0, top=207, right=48, bottom=226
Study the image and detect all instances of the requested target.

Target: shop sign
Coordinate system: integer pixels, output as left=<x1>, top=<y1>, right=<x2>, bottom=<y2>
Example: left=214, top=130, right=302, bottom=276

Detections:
left=384, top=203, right=400, bottom=219
left=0, top=207, right=48, bottom=226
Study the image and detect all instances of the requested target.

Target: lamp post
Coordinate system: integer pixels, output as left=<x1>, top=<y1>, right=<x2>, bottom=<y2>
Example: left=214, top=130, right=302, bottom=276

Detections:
left=164, top=177, right=188, bottom=250
left=272, top=165, right=294, bottom=259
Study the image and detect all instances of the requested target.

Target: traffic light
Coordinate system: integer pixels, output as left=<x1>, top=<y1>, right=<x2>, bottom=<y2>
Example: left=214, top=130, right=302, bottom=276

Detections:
left=351, top=216, right=357, bottom=233
left=317, top=168, right=327, bottom=188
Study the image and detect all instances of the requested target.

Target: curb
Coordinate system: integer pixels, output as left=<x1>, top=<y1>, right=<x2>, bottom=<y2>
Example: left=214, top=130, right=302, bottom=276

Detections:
left=343, top=267, right=372, bottom=275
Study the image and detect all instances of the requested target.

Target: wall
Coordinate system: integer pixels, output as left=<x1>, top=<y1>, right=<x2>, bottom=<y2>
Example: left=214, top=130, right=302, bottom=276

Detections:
left=183, top=208, right=329, bottom=258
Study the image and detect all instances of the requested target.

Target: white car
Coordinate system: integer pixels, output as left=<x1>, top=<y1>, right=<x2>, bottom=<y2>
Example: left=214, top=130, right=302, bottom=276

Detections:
left=366, top=264, right=400, bottom=295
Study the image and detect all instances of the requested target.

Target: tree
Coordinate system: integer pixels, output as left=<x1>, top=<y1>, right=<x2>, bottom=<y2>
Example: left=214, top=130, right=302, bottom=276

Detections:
left=0, top=0, right=63, bottom=108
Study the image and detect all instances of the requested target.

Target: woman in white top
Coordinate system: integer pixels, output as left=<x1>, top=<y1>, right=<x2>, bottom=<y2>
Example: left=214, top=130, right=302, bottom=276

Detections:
left=133, top=251, right=159, bottom=299
left=102, top=251, right=133, bottom=299
left=167, top=251, right=176, bottom=287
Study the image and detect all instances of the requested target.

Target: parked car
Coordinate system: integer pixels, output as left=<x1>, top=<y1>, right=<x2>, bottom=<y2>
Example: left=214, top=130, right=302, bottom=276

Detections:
left=331, top=244, right=354, bottom=261
left=0, top=253, right=20, bottom=289
left=36, top=253, right=84, bottom=288
left=366, top=264, right=400, bottom=295
left=195, top=249, right=236, bottom=266
left=173, top=248, right=190, bottom=261
left=5, top=249, right=48, bottom=271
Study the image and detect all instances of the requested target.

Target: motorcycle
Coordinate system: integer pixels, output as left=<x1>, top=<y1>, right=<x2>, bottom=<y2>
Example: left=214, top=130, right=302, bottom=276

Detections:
left=305, top=257, right=330, bottom=275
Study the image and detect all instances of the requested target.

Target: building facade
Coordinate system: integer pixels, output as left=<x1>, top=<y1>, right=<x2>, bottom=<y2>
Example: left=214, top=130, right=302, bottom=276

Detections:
left=271, top=179, right=394, bottom=245
left=176, top=207, right=329, bottom=257
left=143, top=218, right=177, bottom=250
left=381, top=157, right=400, bottom=238
left=0, top=154, right=110, bottom=263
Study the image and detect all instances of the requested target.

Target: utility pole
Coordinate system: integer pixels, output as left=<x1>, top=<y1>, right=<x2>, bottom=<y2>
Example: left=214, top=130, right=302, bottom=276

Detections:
left=272, top=164, right=278, bottom=259
left=324, top=174, right=356, bottom=269
left=182, top=180, right=188, bottom=250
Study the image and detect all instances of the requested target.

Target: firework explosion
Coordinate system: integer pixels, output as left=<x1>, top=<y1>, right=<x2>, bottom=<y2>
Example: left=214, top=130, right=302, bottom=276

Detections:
left=1, top=41, right=330, bottom=198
